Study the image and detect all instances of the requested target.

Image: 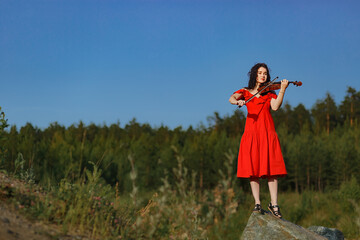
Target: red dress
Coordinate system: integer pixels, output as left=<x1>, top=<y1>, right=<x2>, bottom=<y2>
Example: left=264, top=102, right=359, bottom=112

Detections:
left=234, top=89, right=287, bottom=179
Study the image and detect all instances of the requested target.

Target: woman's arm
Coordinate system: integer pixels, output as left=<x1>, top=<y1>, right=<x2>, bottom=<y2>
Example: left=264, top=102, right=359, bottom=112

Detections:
left=229, top=93, right=245, bottom=107
left=270, top=79, right=289, bottom=111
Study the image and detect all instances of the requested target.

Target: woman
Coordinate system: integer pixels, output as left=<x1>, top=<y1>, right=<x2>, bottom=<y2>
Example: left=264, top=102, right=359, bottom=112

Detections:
left=229, top=63, right=288, bottom=218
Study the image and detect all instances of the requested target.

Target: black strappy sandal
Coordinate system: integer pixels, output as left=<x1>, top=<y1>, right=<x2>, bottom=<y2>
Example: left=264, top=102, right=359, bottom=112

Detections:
left=268, top=203, right=282, bottom=218
left=253, top=204, right=262, bottom=213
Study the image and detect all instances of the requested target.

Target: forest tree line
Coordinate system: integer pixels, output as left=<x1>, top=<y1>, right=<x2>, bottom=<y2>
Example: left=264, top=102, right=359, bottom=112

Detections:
left=0, top=87, right=359, bottom=194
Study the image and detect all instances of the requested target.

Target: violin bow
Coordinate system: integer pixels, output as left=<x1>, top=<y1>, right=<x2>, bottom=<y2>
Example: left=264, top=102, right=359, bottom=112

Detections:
left=238, top=76, right=279, bottom=108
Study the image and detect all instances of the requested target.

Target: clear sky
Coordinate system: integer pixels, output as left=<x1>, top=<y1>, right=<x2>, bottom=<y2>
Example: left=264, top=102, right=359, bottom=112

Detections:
left=1, top=0, right=360, bottom=129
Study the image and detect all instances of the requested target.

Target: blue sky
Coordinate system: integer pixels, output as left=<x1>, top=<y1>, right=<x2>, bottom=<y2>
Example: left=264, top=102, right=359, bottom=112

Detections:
left=1, top=0, right=360, bottom=129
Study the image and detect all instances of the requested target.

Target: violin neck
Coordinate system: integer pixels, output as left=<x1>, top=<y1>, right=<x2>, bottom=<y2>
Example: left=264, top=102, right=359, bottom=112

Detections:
left=273, top=81, right=299, bottom=85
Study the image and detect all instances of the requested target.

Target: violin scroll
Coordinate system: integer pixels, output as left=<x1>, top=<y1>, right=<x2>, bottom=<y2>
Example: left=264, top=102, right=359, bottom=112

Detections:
left=291, top=81, right=302, bottom=87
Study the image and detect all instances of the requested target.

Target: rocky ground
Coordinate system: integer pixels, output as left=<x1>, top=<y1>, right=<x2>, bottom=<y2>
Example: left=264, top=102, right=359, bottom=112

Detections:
left=0, top=173, right=88, bottom=240
left=0, top=202, right=54, bottom=240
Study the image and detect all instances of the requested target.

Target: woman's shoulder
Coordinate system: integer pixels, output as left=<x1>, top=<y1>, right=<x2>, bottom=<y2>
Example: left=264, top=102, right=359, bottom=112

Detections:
left=233, top=88, right=248, bottom=95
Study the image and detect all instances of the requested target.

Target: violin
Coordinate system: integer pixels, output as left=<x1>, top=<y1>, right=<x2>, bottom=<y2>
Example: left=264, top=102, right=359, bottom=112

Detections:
left=258, top=81, right=302, bottom=95
left=237, top=77, right=302, bottom=108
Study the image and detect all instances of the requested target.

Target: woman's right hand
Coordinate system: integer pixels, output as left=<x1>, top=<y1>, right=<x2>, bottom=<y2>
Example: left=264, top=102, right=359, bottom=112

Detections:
left=237, top=100, right=246, bottom=107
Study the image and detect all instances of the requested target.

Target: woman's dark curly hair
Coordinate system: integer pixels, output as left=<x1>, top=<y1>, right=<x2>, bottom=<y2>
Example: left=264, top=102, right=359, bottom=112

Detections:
left=247, top=63, right=271, bottom=89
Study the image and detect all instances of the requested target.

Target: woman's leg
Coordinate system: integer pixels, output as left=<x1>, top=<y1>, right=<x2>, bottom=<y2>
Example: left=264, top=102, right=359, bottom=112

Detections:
left=250, top=178, right=261, bottom=205
left=268, top=177, right=282, bottom=217
left=268, top=177, right=278, bottom=205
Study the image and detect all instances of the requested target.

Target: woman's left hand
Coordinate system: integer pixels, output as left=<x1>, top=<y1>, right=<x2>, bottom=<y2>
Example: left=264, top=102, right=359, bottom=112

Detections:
left=280, top=79, right=289, bottom=91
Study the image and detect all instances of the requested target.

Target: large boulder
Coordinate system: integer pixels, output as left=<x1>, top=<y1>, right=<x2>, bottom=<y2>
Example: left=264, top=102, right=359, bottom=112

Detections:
left=241, top=211, right=327, bottom=240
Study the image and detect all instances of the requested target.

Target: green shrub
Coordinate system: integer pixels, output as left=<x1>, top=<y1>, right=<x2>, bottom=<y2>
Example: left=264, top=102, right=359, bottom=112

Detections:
left=339, top=175, right=360, bottom=201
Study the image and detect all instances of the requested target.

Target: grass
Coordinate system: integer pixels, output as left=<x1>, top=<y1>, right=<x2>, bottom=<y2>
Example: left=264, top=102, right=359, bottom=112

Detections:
left=1, top=153, right=360, bottom=239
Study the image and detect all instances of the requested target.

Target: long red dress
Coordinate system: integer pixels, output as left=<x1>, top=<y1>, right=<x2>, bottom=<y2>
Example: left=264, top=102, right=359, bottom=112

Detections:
left=234, top=89, right=287, bottom=179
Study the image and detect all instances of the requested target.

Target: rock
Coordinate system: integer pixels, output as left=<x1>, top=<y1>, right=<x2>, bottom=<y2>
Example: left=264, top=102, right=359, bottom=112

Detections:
left=308, top=226, right=344, bottom=240
left=241, top=211, right=328, bottom=240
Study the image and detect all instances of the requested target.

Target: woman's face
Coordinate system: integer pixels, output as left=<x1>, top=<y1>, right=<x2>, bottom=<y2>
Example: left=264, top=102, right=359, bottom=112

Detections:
left=256, top=67, right=267, bottom=84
